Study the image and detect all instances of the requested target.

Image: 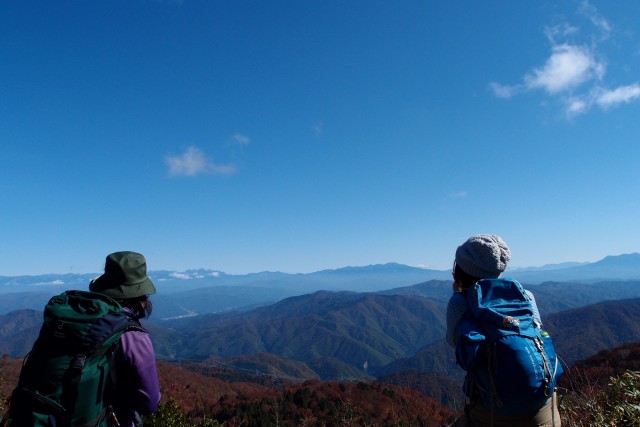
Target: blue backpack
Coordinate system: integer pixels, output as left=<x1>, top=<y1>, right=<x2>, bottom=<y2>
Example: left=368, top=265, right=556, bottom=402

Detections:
left=455, top=278, right=564, bottom=416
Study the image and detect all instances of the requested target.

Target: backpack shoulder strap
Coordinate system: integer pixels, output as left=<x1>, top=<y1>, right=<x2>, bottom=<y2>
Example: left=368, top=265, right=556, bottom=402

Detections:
left=60, top=310, right=146, bottom=425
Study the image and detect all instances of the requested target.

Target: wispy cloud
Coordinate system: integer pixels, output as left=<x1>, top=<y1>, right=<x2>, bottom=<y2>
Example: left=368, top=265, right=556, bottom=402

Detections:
left=450, top=191, right=469, bottom=199
left=578, top=0, right=611, bottom=40
left=490, top=1, right=639, bottom=118
left=595, top=84, right=640, bottom=109
left=165, top=146, right=236, bottom=177
left=232, top=133, right=251, bottom=145
left=312, top=122, right=323, bottom=137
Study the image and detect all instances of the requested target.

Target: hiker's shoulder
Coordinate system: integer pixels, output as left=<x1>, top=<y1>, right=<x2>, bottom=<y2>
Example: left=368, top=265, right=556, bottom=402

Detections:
left=448, top=291, right=467, bottom=305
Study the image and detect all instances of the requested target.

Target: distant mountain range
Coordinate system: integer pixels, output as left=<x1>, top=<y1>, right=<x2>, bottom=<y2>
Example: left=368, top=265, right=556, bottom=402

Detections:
left=1, top=252, right=639, bottom=318
left=510, top=253, right=640, bottom=283
left=1, top=251, right=639, bottom=383
left=2, top=281, right=639, bottom=383
left=2, top=253, right=639, bottom=421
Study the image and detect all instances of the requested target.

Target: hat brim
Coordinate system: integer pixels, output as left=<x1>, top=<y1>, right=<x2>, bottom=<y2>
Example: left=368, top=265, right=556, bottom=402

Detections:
left=90, top=275, right=157, bottom=299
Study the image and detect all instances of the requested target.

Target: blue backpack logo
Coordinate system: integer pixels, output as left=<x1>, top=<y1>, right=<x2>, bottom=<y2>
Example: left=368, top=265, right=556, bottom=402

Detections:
left=455, top=278, right=564, bottom=416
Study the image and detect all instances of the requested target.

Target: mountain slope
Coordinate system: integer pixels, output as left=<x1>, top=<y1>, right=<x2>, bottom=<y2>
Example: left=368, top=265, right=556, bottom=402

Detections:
left=544, top=298, right=640, bottom=363
left=0, top=309, right=42, bottom=356
left=170, top=291, right=446, bottom=377
left=2, top=290, right=639, bottom=385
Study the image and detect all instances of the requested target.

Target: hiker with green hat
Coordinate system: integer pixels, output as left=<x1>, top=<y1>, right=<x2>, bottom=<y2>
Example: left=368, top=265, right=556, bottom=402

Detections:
left=90, top=251, right=161, bottom=426
left=2, top=251, right=161, bottom=427
left=90, top=250, right=157, bottom=301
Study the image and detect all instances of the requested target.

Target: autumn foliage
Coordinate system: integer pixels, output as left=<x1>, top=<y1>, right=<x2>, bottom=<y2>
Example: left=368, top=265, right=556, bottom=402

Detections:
left=2, top=344, right=640, bottom=426
left=154, top=361, right=455, bottom=426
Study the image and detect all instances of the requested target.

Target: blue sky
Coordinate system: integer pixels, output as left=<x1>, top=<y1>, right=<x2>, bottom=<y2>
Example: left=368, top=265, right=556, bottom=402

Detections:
left=1, top=0, right=639, bottom=276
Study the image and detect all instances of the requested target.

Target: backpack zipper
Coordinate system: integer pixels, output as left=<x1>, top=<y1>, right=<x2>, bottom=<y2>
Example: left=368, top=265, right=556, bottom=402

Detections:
left=535, top=336, right=553, bottom=396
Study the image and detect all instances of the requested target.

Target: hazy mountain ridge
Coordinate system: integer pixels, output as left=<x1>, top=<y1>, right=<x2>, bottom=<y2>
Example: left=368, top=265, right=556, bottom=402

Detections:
left=512, top=252, right=640, bottom=283
left=1, top=252, right=639, bottom=318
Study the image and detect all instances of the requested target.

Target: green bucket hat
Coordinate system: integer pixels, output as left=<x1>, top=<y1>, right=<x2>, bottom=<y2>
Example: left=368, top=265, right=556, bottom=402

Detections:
left=90, top=251, right=157, bottom=299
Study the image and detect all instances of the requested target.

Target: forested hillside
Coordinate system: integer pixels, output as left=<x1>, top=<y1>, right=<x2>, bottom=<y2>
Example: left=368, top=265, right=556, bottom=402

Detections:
left=166, top=291, right=447, bottom=377
left=3, top=343, right=638, bottom=426
left=2, top=292, right=640, bottom=384
left=546, top=298, right=640, bottom=363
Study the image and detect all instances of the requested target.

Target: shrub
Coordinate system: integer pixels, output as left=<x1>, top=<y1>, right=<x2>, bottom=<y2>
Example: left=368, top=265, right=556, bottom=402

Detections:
left=560, top=370, right=640, bottom=426
left=143, top=398, right=223, bottom=427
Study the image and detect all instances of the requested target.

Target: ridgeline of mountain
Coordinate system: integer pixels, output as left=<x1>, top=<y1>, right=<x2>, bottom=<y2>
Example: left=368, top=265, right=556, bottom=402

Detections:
left=570, top=341, right=640, bottom=372
left=378, top=278, right=640, bottom=319
left=1, top=253, right=640, bottom=384
left=545, top=297, right=640, bottom=364
left=165, top=291, right=447, bottom=378
left=2, top=292, right=640, bottom=386
left=513, top=252, right=640, bottom=284
left=2, top=253, right=640, bottom=318
left=524, top=280, right=640, bottom=315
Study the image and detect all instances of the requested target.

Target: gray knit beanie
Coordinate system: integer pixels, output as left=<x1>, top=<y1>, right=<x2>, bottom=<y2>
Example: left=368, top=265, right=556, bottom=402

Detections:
left=455, top=234, right=511, bottom=279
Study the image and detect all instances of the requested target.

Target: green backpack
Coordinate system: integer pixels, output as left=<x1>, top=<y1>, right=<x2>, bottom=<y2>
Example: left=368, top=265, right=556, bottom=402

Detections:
left=1, top=290, right=145, bottom=427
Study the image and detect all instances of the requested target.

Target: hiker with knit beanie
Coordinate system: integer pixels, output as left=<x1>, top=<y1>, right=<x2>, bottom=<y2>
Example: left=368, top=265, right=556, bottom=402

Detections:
left=447, top=235, right=561, bottom=427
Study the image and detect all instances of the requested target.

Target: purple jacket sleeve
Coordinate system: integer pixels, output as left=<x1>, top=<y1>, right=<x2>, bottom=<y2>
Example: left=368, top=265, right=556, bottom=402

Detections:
left=115, top=330, right=161, bottom=416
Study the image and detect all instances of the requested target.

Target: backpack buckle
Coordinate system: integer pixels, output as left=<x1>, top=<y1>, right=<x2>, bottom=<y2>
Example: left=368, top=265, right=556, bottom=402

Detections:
left=70, top=354, right=87, bottom=370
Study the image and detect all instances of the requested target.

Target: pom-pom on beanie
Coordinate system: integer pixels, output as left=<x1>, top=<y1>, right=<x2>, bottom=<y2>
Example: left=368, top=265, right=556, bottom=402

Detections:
left=455, top=234, right=511, bottom=279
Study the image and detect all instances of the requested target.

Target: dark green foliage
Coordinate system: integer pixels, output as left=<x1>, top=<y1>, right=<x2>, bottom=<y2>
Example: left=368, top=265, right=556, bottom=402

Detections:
left=143, top=398, right=222, bottom=427
left=560, top=370, right=640, bottom=426
left=0, top=374, right=5, bottom=414
left=556, top=342, right=640, bottom=426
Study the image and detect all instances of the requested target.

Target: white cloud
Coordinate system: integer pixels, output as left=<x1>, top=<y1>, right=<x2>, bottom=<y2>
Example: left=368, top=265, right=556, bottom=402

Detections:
left=544, top=23, right=579, bottom=45
left=566, top=97, right=589, bottom=117
left=524, top=44, right=603, bottom=94
left=33, top=279, right=65, bottom=286
left=170, top=272, right=192, bottom=279
left=233, top=133, right=251, bottom=145
left=165, top=146, right=236, bottom=177
left=595, top=84, right=640, bottom=109
left=450, top=191, right=469, bottom=199
left=578, top=0, right=612, bottom=40
left=565, top=83, right=640, bottom=118
left=312, top=122, right=323, bottom=137
left=491, top=1, right=639, bottom=118
left=489, top=82, right=520, bottom=99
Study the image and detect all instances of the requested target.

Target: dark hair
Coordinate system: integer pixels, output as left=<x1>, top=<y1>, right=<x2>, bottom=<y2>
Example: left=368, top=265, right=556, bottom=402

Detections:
left=454, top=264, right=481, bottom=290
left=118, top=295, right=153, bottom=320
